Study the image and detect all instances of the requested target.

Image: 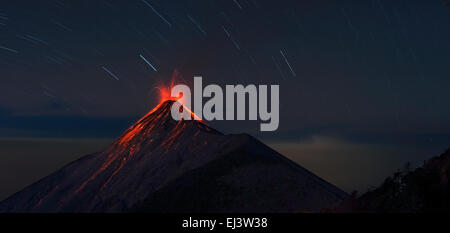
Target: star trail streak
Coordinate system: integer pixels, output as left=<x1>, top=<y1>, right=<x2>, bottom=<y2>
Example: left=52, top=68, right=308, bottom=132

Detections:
left=0, top=46, right=18, bottom=54
left=102, top=66, right=120, bottom=81
left=141, top=0, right=172, bottom=27
left=280, top=50, right=296, bottom=77
left=187, top=14, right=207, bottom=36
left=139, top=54, right=158, bottom=72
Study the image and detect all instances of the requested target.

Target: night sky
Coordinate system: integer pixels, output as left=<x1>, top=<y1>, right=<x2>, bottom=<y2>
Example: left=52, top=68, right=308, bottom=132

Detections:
left=1, top=0, right=450, bottom=198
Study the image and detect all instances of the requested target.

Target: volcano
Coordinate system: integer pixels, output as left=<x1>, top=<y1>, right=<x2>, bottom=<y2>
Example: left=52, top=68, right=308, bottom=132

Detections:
left=0, top=100, right=347, bottom=212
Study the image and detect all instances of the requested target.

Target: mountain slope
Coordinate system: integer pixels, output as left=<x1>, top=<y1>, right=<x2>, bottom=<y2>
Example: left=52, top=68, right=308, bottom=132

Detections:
left=333, top=148, right=450, bottom=213
left=354, top=148, right=450, bottom=212
left=0, top=100, right=347, bottom=212
left=132, top=134, right=347, bottom=213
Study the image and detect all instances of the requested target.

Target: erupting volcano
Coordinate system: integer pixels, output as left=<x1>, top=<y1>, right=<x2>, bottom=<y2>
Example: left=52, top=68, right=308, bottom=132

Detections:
left=0, top=98, right=347, bottom=212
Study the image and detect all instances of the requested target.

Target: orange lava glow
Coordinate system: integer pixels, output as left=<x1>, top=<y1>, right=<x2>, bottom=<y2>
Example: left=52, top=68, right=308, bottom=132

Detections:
left=117, top=77, right=198, bottom=147
left=154, top=76, right=201, bottom=121
left=155, top=77, right=181, bottom=104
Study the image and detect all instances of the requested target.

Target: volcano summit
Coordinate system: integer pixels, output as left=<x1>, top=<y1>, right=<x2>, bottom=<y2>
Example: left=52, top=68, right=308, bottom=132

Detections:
left=0, top=100, right=347, bottom=212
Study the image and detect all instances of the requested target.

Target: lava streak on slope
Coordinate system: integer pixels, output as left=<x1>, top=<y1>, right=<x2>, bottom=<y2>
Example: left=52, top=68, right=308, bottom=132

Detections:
left=73, top=99, right=211, bottom=198
left=118, top=80, right=201, bottom=147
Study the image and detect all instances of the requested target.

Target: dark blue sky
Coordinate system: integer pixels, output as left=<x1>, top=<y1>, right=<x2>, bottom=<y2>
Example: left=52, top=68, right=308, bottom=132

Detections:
left=0, top=0, right=449, bottom=147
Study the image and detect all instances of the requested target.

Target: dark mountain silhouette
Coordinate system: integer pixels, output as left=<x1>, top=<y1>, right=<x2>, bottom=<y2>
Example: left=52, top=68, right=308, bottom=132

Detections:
left=334, top=148, right=450, bottom=213
left=0, top=100, right=347, bottom=213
